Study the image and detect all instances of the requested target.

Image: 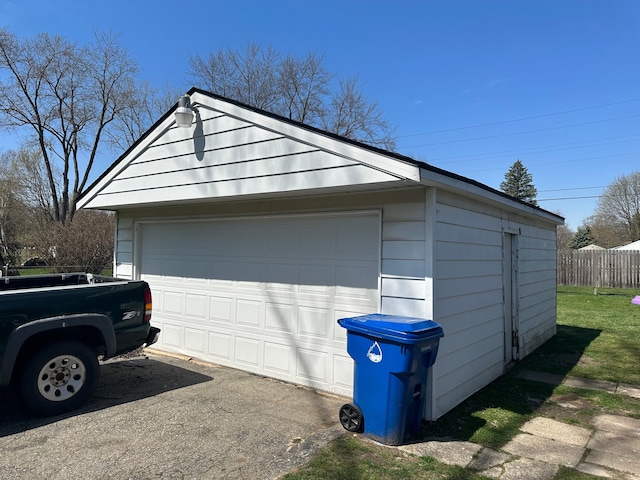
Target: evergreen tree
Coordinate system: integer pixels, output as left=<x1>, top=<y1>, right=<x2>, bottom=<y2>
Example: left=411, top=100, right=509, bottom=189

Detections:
left=500, top=160, right=538, bottom=206
left=569, top=226, right=596, bottom=249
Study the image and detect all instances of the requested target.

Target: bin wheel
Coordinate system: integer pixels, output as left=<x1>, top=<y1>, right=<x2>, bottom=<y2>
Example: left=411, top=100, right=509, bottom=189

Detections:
left=339, top=403, right=364, bottom=433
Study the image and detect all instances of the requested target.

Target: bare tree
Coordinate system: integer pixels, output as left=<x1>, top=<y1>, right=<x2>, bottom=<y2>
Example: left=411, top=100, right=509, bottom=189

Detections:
left=275, top=52, right=331, bottom=124
left=322, top=75, right=396, bottom=150
left=107, top=81, right=180, bottom=151
left=0, top=29, right=139, bottom=223
left=592, top=171, right=640, bottom=243
left=0, top=151, right=28, bottom=265
left=9, top=148, right=59, bottom=221
left=586, top=215, right=626, bottom=249
left=189, top=43, right=396, bottom=149
left=0, top=148, right=66, bottom=265
left=34, top=209, right=115, bottom=274
left=190, top=42, right=280, bottom=111
left=189, top=49, right=235, bottom=99
left=556, top=223, right=573, bottom=250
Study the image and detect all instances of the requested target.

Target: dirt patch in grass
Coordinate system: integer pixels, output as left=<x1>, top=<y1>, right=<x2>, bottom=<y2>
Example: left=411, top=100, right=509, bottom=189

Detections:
left=536, top=386, right=640, bottom=429
left=537, top=393, right=597, bottom=428
left=577, top=355, right=600, bottom=368
left=549, top=393, right=594, bottom=410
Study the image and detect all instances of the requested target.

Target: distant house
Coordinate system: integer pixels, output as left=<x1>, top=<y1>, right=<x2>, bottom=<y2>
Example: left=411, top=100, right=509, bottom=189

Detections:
left=579, top=244, right=605, bottom=251
left=611, top=240, right=640, bottom=250
left=77, top=88, right=563, bottom=420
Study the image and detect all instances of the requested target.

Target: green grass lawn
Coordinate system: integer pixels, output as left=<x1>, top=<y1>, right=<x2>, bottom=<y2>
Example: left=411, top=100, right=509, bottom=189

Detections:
left=529, top=286, right=640, bottom=385
left=284, top=286, right=640, bottom=480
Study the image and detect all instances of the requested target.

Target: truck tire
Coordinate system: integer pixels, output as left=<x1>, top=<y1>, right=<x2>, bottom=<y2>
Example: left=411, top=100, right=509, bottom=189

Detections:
left=19, top=341, right=100, bottom=416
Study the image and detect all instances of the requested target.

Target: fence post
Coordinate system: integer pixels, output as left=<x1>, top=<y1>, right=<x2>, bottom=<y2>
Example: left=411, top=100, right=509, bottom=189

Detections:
left=592, top=250, right=597, bottom=295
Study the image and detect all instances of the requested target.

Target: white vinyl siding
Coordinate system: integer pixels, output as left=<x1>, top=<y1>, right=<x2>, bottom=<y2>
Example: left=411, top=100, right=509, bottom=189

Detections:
left=516, top=224, right=558, bottom=357
left=81, top=101, right=414, bottom=210
left=432, top=201, right=505, bottom=417
left=114, top=217, right=134, bottom=279
left=431, top=192, right=557, bottom=418
left=380, top=201, right=427, bottom=317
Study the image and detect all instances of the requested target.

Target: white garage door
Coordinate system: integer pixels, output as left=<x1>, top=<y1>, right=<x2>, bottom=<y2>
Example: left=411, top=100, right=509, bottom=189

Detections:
left=140, top=213, right=380, bottom=395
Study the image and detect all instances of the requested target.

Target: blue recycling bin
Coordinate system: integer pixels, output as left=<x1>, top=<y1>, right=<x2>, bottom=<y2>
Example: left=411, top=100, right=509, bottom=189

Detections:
left=338, top=314, right=444, bottom=445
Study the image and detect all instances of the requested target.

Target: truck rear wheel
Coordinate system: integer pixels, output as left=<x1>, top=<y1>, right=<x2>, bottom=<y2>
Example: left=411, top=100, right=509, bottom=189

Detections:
left=19, top=341, right=100, bottom=416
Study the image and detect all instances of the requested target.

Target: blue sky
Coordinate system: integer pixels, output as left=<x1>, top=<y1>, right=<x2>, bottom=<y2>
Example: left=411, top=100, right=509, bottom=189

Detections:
left=1, top=0, right=639, bottom=230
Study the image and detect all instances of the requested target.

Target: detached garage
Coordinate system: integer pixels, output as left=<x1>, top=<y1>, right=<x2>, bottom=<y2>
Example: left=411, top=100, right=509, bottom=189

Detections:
left=78, top=88, right=563, bottom=420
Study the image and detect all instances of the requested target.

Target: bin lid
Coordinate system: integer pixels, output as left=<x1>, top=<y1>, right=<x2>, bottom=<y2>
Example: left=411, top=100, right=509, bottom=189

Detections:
left=338, top=314, right=443, bottom=344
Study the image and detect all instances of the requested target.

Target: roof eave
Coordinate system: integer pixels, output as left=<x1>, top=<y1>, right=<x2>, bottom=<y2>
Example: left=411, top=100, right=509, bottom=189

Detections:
left=419, top=165, right=564, bottom=225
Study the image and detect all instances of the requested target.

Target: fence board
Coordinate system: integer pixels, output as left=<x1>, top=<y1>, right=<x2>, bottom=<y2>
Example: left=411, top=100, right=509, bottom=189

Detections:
left=557, top=250, right=640, bottom=288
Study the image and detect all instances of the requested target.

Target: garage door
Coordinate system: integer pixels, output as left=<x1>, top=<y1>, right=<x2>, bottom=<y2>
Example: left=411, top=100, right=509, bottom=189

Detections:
left=139, top=213, right=380, bottom=395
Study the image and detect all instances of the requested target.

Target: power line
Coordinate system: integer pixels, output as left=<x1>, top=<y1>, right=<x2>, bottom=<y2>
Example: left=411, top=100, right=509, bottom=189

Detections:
left=525, top=188, right=640, bottom=201
left=538, top=186, right=607, bottom=193
left=399, top=114, right=640, bottom=149
left=397, top=98, right=640, bottom=139
left=538, top=192, right=639, bottom=201
left=428, top=134, right=640, bottom=165
left=456, top=151, right=640, bottom=175
left=538, top=195, right=603, bottom=201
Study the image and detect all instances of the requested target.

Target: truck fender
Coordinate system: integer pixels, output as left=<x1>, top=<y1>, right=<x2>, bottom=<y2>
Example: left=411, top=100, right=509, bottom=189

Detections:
left=0, top=314, right=116, bottom=386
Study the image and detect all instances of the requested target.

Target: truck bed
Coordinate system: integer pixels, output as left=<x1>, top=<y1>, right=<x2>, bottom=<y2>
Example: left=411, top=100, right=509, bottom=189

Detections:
left=0, top=273, right=122, bottom=291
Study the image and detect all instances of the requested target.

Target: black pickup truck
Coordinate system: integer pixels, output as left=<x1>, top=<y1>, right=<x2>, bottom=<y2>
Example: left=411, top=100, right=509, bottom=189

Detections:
left=0, top=273, right=160, bottom=416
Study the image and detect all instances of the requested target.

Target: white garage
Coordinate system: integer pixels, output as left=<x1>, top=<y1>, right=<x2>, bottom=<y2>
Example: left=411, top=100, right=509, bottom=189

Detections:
left=78, top=88, right=563, bottom=420
left=138, top=214, right=379, bottom=394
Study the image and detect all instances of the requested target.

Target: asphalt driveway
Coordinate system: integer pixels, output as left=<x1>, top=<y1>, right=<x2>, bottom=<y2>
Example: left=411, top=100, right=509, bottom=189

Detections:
left=0, top=351, right=346, bottom=479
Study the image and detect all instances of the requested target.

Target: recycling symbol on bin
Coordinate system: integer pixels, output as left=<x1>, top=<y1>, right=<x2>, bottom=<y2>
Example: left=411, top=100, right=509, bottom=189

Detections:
left=367, top=341, right=383, bottom=363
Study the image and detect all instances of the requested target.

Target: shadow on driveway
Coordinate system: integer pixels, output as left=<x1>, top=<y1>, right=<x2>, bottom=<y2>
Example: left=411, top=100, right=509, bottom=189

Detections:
left=0, top=354, right=213, bottom=437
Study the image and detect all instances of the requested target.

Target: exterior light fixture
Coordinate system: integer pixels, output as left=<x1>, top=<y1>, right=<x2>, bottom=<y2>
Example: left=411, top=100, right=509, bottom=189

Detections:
left=175, top=95, right=195, bottom=128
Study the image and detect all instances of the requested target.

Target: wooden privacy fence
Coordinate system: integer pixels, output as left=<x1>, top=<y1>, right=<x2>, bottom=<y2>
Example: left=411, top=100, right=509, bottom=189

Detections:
left=557, top=250, right=640, bottom=288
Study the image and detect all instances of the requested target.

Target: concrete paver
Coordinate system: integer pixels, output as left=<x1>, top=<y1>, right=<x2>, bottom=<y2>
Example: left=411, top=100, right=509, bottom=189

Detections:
left=616, top=383, right=640, bottom=399
left=589, top=430, right=640, bottom=458
left=586, top=450, right=640, bottom=477
left=477, top=457, right=559, bottom=480
left=593, top=414, right=640, bottom=435
left=467, top=447, right=511, bottom=471
left=520, top=416, right=592, bottom=446
left=564, top=377, right=618, bottom=393
left=575, top=461, right=617, bottom=478
left=502, top=433, right=585, bottom=467
left=398, top=440, right=482, bottom=467
left=517, top=369, right=640, bottom=401
left=494, top=457, right=558, bottom=480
